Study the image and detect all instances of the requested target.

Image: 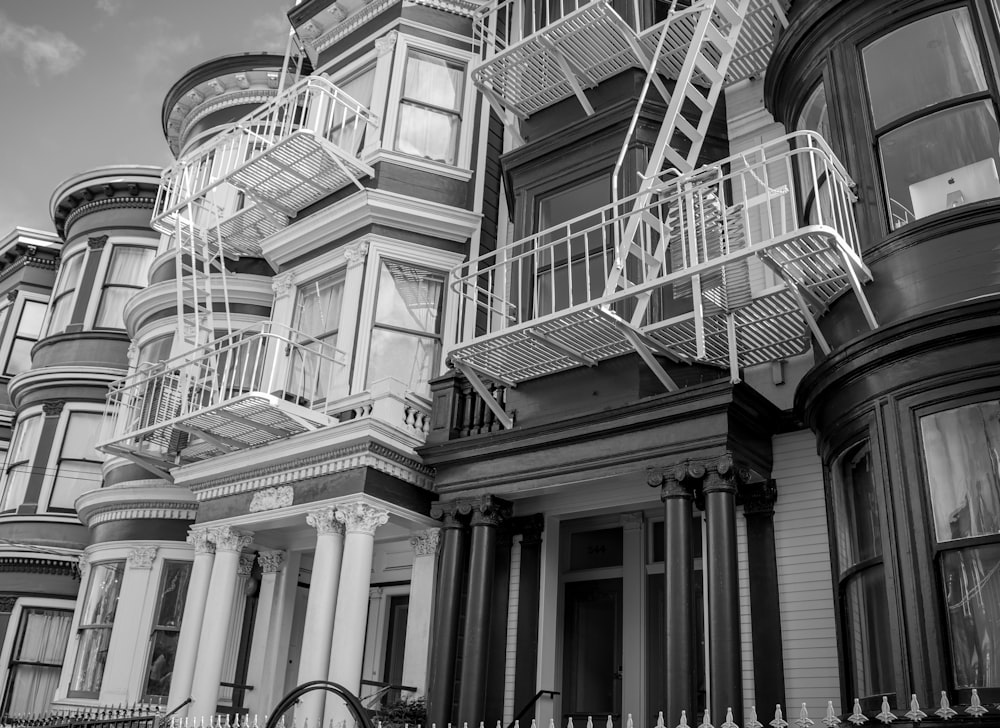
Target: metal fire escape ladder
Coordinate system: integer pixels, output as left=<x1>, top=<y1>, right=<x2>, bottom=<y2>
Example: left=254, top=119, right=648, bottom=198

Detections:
left=173, top=199, right=234, bottom=349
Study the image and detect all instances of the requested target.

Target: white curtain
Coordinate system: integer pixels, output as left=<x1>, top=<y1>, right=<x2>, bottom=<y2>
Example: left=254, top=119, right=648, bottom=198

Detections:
left=6, top=609, right=72, bottom=714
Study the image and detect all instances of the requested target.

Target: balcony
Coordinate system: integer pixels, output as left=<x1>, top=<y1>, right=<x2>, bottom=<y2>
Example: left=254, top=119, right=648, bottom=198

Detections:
left=98, top=322, right=348, bottom=476
left=448, top=131, right=877, bottom=391
left=152, top=75, right=379, bottom=253
left=472, top=0, right=788, bottom=120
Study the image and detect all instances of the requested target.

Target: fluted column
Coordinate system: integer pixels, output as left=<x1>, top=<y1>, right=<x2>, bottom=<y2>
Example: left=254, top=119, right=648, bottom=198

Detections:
left=247, top=550, right=287, bottom=716
left=298, top=508, right=346, bottom=728
left=704, top=456, right=744, bottom=726
left=402, top=528, right=441, bottom=697
left=457, top=496, right=510, bottom=725
left=426, top=505, right=467, bottom=728
left=168, top=528, right=216, bottom=715
left=190, top=526, right=253, bottom=719
left=327, top=502, right=389, bottom=719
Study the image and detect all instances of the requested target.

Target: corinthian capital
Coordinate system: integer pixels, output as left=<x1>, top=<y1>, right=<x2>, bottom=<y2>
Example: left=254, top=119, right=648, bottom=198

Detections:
left=335, top=502, right=389, bottom=535
left=410, top=528, right=441, bottom=557
left=306, top=506, right=344, bottom=535
left=257, top=550, right=286, bottom=573
left=210, top=526, right=253, bottom=553
left=187, top=527, right=216, bottom=555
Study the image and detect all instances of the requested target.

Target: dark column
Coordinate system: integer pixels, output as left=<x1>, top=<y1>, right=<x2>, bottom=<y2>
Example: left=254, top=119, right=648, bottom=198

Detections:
left=650, top=464, right=700, bottom=727
left=742, top=481, right=785, bottom=715
left=704, top=456, right=744, bottom=725
left=512, top=515, right=544, bottom=723
left=457, top=496, right=510, bottom=725
left=67, top=236, right=107, bottom=332
left=426, top=505, right=467, bottom=728
left=484, top=528, right=513, bottom=722
left=17, top=400, right=66, bottom=514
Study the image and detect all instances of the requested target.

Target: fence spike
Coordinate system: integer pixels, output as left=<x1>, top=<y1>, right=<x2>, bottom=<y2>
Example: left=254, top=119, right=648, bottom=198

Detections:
left=847, top=700, right=867, bottom=726
left=655, top=711, right=665, bottom=728
left=935, top=692, right=956, bottom=721
left=966, top=689, right=988, bottom=718
left=822, top=702, right=840, bottom=728
left=904, top=696, right=926, bottom=723
left=608, top=716, right=614, bottom=728
left=531, top=720, right=537, bottom=728
left=770, top=706, right=787, bottom=728
left=722, top=708, right=737, bottom=728
left=498, top=721, right=503, bottom=728
left=627, top=715, right=634, bottom=728
left=875, top=698, right=896, bottom=725
left=587, top=718, right=593, bottom=728
left=551, top=720, right=556, bottom=728
left=698, top=709, right=713, bottom=728
left=676, top=710, right=689, bottom=728
left=745, top=706, right=762, bottom=728
left=796, top=704, right=813, bottom=728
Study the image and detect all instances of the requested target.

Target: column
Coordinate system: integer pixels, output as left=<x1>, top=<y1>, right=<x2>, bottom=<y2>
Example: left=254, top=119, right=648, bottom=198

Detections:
left=650, top=464, right=700, bottom=727
left=190, top=526, right=253, bottom=719
left=704, top=456, right=743, bottom=726
left=246, top=550, right=286, bottom=716
left=402, top=529, right=441, bottom=697
left=743, top=482, right=785, bottom=714
left=426, top=505, right=467, bottom=728
left=297, top=507, right=346, bottom=728
left=327, top=502, right=389, bottom=720
left=169, top=528, right=216, bottom=714
left=512, top=516, right=544, bottom=726
left=457, top=496, right=509, bottom=725
left=621, top=512, right=645, bottom=726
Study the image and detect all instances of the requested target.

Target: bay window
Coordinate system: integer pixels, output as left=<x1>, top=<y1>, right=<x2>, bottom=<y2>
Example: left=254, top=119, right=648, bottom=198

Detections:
left=395, top=50, right=465, bottom=166
left=70, top=561, right=125, bottom=698
left=862, top=8, right=1000, bottom=228
left=47, top=252, right=84, bottom=336
left=48, top=411, right=104, bottom=512
left=920, top=400, right=1000, bottom=689
left=1, top=414, right=42, bottom=513
left=4, top=299, right=46, bottom=376
left=143, top=561, right=192, bottom=702
left=95, top=246, right=156, bottom=329
left=366, top=260, right=444, bottom=398
left=292, top=271, right=346, bottom=402
left=1, top=606, right=73, bottom=715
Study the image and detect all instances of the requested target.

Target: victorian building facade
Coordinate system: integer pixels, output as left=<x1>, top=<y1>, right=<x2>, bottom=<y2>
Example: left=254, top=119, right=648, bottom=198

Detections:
left=1, top=0, right=1000, bottom=727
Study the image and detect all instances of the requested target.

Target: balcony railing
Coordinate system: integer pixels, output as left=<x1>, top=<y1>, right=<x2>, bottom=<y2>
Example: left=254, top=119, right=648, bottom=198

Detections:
left=152, top=75, right=379, bottom=240
left=449, top=131, right=874, bottom=384
left=98, top=321, right=348, bottom=471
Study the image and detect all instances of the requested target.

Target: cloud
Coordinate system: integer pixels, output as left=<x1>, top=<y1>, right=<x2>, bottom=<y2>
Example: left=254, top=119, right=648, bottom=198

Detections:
left=0, top=11, right=84, bottom=81
left=135, top=31, right=202, bottom=77
left=96, top=0, right=124, bottom=16
left=249, top=14, right=290, bottom=50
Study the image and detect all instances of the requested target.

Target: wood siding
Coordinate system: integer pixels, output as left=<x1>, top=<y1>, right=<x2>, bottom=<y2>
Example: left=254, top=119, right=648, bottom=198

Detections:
left=771, top=431, right=840, bottom=712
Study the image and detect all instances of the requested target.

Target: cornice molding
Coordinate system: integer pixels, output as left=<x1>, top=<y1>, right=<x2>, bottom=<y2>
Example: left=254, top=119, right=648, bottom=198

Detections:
left=0, top=556, right=79, bottom=577
left=9, top=365, right=127, bottom=409
left=76, top=484, right=199, bottom=527
left=62, top=197, right=157, bottom=238
left=178, top=89, right=278, bottom=152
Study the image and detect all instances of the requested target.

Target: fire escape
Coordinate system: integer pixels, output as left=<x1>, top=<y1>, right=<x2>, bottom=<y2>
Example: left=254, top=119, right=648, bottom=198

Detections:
left=450, top=0, right=878, bottom=427
left=98, top=65, right=380, bottom=478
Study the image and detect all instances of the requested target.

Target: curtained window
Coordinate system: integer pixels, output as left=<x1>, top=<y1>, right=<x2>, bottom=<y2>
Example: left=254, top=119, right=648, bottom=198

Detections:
left=95, top=246, right=156, bottom=329
left=1, top=607, right=73, bottom=715
left=921, top=400, right=1000, bottom=688
left=48, top=412, right=104, bottom=512
left=395, top=50, right=465, bottom=166
left=290, top=271, right=346, bottom=403
left=0, top=415, right=42, bottom=513
left=329, top=65, right=376, bottom=156
left=70, top=561, right=125, bottom=698
left=47, top=252, right=84, bottom=336
left=366, top=260, right=444, bottom=398
left=143, top=561, right=192, bottom=702
left=862, top=8, right=1000, bottom=228
left=4, top=300, right=46, bottom=377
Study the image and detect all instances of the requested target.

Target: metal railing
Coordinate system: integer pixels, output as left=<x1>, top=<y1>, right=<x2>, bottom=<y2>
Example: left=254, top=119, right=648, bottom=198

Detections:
left=451, top=130, right=858, bottom=340
left=152, top=75, right=379, bottom=226
left=99, top=321, right=348, bottom=449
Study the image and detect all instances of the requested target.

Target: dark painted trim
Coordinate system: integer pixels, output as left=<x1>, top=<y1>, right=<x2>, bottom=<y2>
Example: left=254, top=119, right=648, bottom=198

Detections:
left=512, top=517, right=543, bottom=724
left=426, top=515, right=468, bottom=728
left=17, top=401, right=64, bottom=513
left=484, top=529, right=512, bottom=723
left=90, top=518, right=193, bottom=544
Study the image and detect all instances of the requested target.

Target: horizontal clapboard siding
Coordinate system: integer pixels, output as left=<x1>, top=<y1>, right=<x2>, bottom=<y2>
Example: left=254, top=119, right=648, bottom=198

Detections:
left=772, top=430, right=841, bottom=713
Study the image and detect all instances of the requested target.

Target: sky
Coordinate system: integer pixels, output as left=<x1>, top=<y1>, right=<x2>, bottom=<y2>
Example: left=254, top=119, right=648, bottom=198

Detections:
left=0, top=0, right=296, bottom=235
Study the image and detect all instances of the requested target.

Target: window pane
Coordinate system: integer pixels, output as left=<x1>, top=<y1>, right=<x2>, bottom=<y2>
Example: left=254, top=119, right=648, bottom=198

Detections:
left=941, top=542, right=1000, bottom=688
left=569, top=527, right=623, bottom=570
left=105, top=247, right=154, bottom=286
left=6, top=666, right=63, bottom=715
left=47, top=295, right=74, bottom=336
left=863, top=8, right=988, bottom=128
left=1, top=416, right=42, bottom=511
left=881, top=101, right=1000, bottom=228
left=295, top=274, right=345, bottom=338
left=144, top=562, right=192, bottom=701
left=137, top=334, right=174, bottom=368
left=403, top=52, right=464, bottom=111
left=843, top=565, right=895, bottom=698
left=14, top=608, right=72, bottom=664
left=374, top=262, right=444, bottom=334
left=95, top=287, right=135, bottom=329
left=921, top=400, right=1000, bottom=542
left=70, top=627, right=113, bottom=695
left=5, top=338, right=34, bottom=376
left=54, top=253, right=84, bottom=298
left=72, top=561, right=125, bottom=696
left=50, top=460, right=103, bottom=511
left=367, top=329, right=439, bottom=397
left=797, top=82, right=831, bottom=139
left=16, top=301, right=46, bottom=338
left=396, top=104, right=461, bottom=164
left=833, top=442, right=882, bottom=568
left=79, top=562, right=125, bottom=626
left=144, top=630, right=180, bottom=700
left=154, top=562, right=191, bottom=627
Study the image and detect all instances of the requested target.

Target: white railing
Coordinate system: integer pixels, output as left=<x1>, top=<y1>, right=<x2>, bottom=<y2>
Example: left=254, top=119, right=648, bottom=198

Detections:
left=99, top=321, right=348, bottom=449
left=152, top=75, right=379, bottom=226
left=452, top=130, right=858, bottom=338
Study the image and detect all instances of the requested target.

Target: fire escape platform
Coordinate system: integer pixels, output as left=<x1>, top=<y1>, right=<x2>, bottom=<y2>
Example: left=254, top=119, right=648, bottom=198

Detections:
left=102, top=392, right=336, bottom=470
left=228, top=131, right=373, bottom=218
left=472, top=0, right=787, bottom=120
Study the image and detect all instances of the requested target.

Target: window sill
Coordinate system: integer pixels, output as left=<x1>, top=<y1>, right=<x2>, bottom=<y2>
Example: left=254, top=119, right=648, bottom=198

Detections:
left=368, top=149, right=474, bottom=182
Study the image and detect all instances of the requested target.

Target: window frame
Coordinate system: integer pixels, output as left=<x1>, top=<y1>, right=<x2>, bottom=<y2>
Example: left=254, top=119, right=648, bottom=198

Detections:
left=0, top=598, right=75, bottom=717
left=93, top=244, right=157, bottom=330
left=0, top=410, right=43, bottom=514
left=142, top=560, right=193, bottom=703
left=43, top=409, right=105, bottom=513
left=0, top=293, right=47, bottom=378
left=45, top=249, right=86, bottom=337
left=67, top=560, right=126, bottom=699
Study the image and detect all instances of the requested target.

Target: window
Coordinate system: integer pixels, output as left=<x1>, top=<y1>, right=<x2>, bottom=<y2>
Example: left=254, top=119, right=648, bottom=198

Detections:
left=95, top=246, right=155, bottom=329
left=136, top=334, right=174, bottom=371
left=4, top=300, right=45, bottom=376
left=1, top=415, right=42, bottom=512
left=70, top=561, right=125, bottom=698
left=832, top=441, right=895, bottom=700
left=47, top=252, right=84, bottom=336
left=862, top=8, right=1000, bottom=228
left=1, top=607, right=73, bottom=715
left=366, top=260, right=444, bottom=398
left=330, top=65, right=376, bottom=156
left=143, top=561, right=192, bottom=702
left=395, top=50, right=465, bottom=166
left=291, top=271, right=346, bottom=401
left=920, top=400, right=1000, bottom=689
left=48, top=412, right=104, bottom=512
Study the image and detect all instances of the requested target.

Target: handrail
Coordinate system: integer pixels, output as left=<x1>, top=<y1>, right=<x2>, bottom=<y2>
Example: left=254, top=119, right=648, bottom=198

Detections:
left=507, top=690, right=559, bottom=728
left=264, top=681, right=373, bottom=728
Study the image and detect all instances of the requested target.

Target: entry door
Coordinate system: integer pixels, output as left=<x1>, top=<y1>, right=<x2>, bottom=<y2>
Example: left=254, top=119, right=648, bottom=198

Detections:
left=562, top=578, right=624, bottom=725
